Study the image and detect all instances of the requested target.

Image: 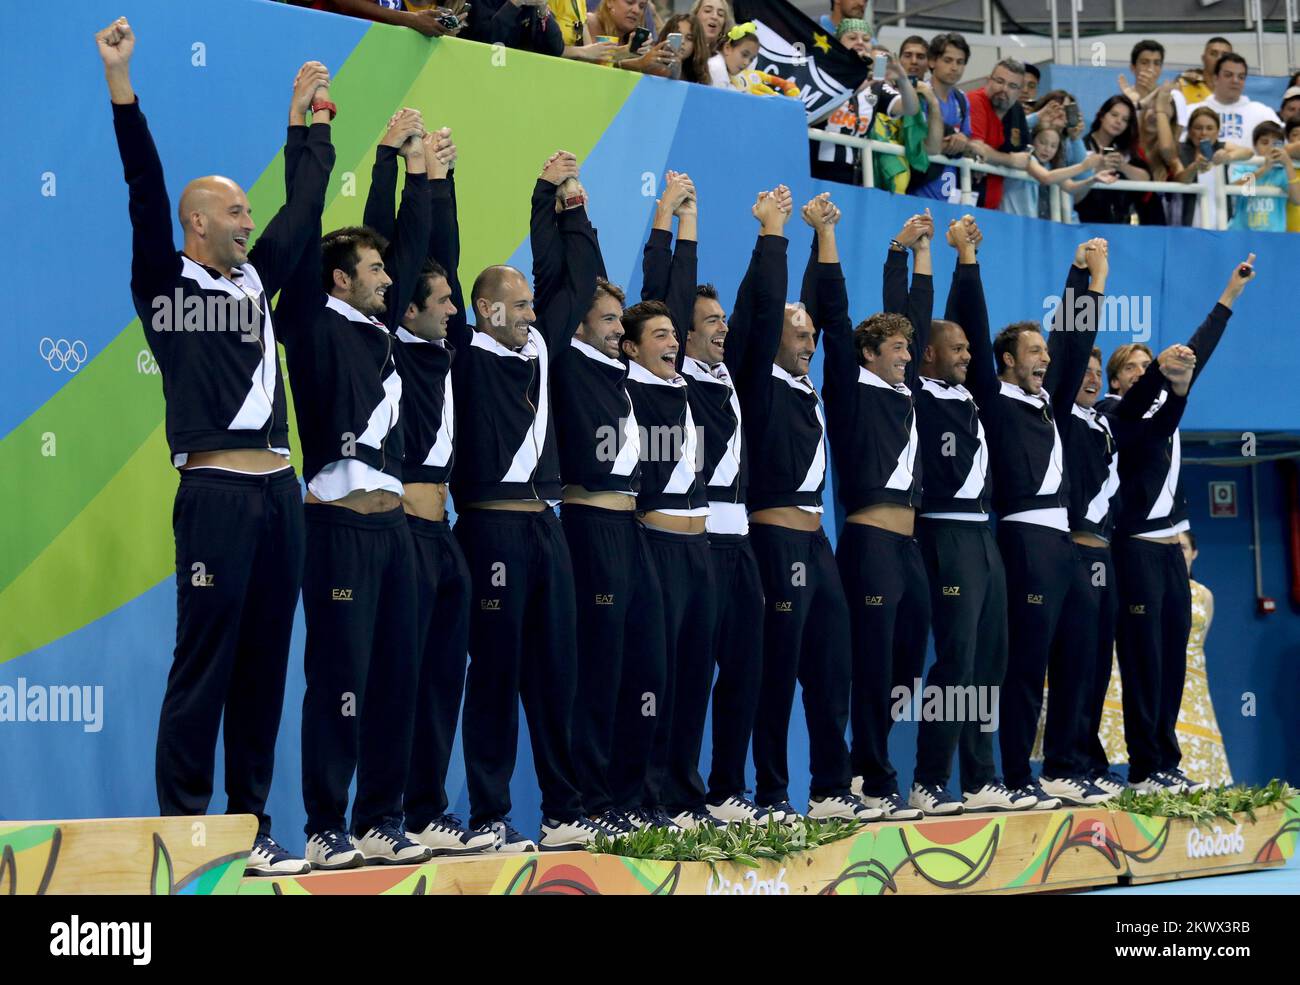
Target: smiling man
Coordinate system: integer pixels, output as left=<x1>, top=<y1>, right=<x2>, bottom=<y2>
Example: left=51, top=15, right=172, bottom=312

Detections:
left=906, top=216, right=1033, bottom=816
left=549, top=170, right=670, bottom=837
left=275, top=108, right=434, bottom=870
left=744, top=190, right=875, bottom=826
left=99, top=17, right=334, bottom=878
left=641, top=175, right=778, bottom=826
left=807, top=202, right=935, bottom=820
left=443, top=151, right=613, bottom=853
left=983, top=239, right=1109, bottom=811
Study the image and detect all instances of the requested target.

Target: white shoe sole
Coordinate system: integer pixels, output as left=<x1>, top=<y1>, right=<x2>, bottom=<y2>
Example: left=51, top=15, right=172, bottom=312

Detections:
left=308, top=852, right=363, bottom=871
left=245, top=861, right=311, bottom=877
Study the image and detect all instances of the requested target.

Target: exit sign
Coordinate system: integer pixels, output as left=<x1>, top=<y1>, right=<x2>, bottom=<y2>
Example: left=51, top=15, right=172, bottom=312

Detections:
left=1209, top=481, right=1237, bottom=518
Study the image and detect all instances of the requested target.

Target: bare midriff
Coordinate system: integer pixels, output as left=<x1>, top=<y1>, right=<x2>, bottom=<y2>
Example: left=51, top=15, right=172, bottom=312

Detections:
left=846, top=503, right=915, bottom=536
left=403, top=482, right=449, bottom=522
left=563, top=486, right=636, bottom=511
left=749, top=506, right=822, bottom=532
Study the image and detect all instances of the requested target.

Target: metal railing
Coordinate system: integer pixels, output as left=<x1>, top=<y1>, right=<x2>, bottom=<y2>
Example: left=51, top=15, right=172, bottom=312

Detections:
left=808, top=128, right=1287, bottom=231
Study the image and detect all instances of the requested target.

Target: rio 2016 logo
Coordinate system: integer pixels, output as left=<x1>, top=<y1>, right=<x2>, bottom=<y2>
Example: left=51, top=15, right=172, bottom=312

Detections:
left=706, top=867, right=790, bottom=895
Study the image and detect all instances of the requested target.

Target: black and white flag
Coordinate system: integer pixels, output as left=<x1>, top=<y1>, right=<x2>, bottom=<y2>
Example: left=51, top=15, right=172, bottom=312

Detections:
left=733, top=0, right=871, bottom=122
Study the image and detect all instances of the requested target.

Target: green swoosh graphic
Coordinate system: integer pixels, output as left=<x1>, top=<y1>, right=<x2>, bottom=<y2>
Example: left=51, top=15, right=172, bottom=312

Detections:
left=1, top=31, right=635, bottom=663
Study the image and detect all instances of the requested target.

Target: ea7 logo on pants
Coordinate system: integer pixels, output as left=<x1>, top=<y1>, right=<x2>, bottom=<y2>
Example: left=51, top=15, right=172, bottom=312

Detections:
left=480, top=599, right=502, bottom=611
left=1129, top=604, right=1146, bottom=615
left=774, top=601, right=792, bottom=612
left=331, top=589, right=353, bottom=601
left=863, top=596, right=884, bottom=606
left=942, top=586, right=960, bottom=597
left=1026, top=593, right=1044, bottom=605
left=595, top=594, right=615, bottom=606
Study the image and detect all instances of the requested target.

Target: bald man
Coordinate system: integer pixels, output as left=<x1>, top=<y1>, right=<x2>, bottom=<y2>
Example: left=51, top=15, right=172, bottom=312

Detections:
left=442, top=153, right=611, bottom=853
left=99, top=18, right=335, bottom=876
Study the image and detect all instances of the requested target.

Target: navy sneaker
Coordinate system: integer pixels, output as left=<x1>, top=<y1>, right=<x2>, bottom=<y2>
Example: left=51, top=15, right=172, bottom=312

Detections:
left=245, top=833, right=310, bottom=877
left=354, top=820, right=433, bottom=865
left=626, top=807, right=681, bottom=831
left=705, top=795, right=770, bottom=825
left=1010, top=780, right=1062, bottom=810
left=1161, top=767, right=1209, bottom=793
left=1092, top=771, right=1127, bottom=798
left=481, top=817, right=538, bottom=853
left=962, top=781, right=1036, bottom=813
left=540, top=815, right=618, bottom=850
left=759, top=800, right=801, bottom=823
left=908, top=782, right=964, bottom=816
left=305, top=829, right=363, bottom=870
left=808, top=794, right=883, bottom=822
left=859, top=790, right=924, bottom=821
left=1128, top=772, right=1182, bottom=794
left=409, top=813, right=496, bottom=855
left=1040, top=775, right=1112, bottom=806
left=672, top=808, right=727, bottom=830
left=593, top=809, right=635, bottom=835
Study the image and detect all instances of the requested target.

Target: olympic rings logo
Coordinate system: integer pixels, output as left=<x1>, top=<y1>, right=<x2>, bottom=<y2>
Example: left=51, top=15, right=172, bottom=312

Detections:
left=40, top=337, right=88, bottom=373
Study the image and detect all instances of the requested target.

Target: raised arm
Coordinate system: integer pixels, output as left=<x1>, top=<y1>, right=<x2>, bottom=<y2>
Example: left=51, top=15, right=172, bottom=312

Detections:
left=530, top=151, right=579, bottom=315
left=362, top=110, right=424, bottom=242
left=425, top=128, right=468, bottom=351
left=640, top=171, right=694, bottom=305
left=879, top=211, right=934, bottom=390
left=1045, top=238, right=1108, bottom=423
left=799, top=193, right=858, bottom=402
left=99, top=19, right=179, bottom=303
left=735, top=187, right=792, bottom=413
left=377, top=128, right=432, bottom=333
left=942, top=216, right=997, bottom=406
left=533, top=162, right=604, bottom=353
left=247, top=67, right=336, bottom=298
left=1182, top=253, right=1251, bottom=390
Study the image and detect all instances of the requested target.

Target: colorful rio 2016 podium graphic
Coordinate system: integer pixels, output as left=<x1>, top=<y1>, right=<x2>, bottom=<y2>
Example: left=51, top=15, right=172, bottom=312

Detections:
left=4, top=801, right=1293, bottom=896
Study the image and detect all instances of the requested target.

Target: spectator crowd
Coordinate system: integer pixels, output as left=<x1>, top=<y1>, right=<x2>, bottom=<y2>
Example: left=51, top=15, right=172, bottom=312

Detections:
left=297, top=0, right=1300, bottom=231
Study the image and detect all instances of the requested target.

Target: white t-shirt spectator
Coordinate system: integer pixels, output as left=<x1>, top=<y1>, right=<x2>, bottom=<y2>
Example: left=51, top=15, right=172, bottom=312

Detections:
left=1184, top=94, right=1280, bottom=143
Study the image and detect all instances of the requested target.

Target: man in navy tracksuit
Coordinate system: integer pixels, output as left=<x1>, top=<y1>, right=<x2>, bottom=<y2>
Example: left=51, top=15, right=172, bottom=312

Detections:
left=100, top=17, right=329, bottom=876
left=640, top=174, right=773, bottom=825
left=808, top=201, right=936, bottom=820
left=984, top=240, right=1110, bottom=810
left=447, top=152, right=608, bottom=852
left=362, top=124, right=496, bottom=856
left=1097, top=256, right=1254, bottom=793
left=278, top=109, right=433, bottom=869
left=546, top=170, right=668, bottom=834
left=743, top=189, right=873, bottom=823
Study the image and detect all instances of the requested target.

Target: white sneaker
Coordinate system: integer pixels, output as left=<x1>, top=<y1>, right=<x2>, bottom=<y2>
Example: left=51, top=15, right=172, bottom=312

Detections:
left=483, top=818, right=538, bottom=853
left=1092, top=772, right=1126, bottom=798
left=705, top=795, right=770, bottom=825
left=859, top=790, right=924, bottom=821
left=758, top=800, right=802, bottom=824
left=962, top=782, right=1036, bottom=813
left=1040, top=776, right=1112, bottom=806
left=354, top=822, right=433, bottom=865
left=671, top=809, right=726, bottom=830
left=305, top=829, right=363, bottom=870
left=908, top=782, right=964, bottom=816
left=245, top=833, right=311, bottom=877
left=1161, top=768, right=1208, bottom=793
left=408, top=813, right=496, bottom=855
left=808, top=794, right=883, bottom=822
left=538, top=816, right=614, bottom=851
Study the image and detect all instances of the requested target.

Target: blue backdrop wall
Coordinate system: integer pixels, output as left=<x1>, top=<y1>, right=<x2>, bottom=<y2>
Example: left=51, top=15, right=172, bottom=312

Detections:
left=0, top=0, right=1296, bottom=843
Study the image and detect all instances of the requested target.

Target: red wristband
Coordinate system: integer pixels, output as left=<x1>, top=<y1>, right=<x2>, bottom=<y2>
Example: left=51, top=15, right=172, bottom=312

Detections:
left=310, top=99, right=338, bottom=121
